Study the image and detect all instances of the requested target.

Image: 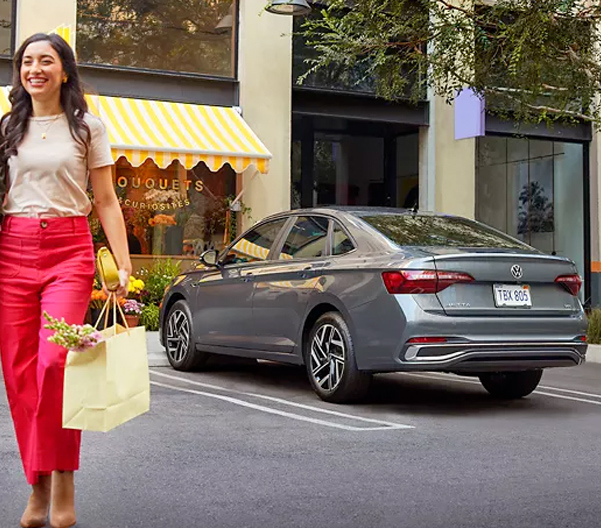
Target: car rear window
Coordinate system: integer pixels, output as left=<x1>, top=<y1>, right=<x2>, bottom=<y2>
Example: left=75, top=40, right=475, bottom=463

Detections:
left=359, top=214, right=529, bottom=249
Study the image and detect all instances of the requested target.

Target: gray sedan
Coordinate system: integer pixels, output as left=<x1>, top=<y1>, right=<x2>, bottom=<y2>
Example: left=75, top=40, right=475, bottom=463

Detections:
left=159, top=207, right=588, bottom=403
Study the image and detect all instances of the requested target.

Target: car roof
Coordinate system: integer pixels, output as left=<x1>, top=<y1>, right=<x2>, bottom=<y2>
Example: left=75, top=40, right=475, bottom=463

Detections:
left=260, top=206, right=452, bottom=222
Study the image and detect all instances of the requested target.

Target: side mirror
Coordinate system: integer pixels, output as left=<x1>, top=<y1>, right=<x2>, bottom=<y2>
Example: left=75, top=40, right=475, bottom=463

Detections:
left=200, top=249, right=220, bottom=267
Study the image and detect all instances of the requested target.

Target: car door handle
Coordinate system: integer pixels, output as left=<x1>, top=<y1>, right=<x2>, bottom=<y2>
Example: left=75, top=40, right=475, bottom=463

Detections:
left=301, top=266, right=314, bottom=278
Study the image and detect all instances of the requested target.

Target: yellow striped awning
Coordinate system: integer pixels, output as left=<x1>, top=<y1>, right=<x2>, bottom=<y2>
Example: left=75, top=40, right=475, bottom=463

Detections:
left=0, top=87, right=272, bottom=174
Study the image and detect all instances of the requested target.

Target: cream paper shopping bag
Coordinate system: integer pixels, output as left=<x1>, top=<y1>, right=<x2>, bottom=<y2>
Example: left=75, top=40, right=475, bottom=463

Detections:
left=62, top=297, right=150, bottom=432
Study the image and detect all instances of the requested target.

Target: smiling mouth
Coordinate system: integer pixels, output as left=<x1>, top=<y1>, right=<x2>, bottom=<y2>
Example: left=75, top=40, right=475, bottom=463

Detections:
left=27, top=78, right=48, bottom=86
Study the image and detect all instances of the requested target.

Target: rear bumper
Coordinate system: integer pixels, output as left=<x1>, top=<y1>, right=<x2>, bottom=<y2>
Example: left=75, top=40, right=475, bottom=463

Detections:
left=397, top=340, right=587, bottom=372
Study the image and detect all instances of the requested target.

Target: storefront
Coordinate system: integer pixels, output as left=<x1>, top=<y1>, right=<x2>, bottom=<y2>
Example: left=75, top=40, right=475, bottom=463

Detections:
left=0, top=90, right=272, bottom=270
left=475, top=117, right=592, bottom=304
left=0, top=0, right=292, bottom=274
left=291, top=14, right=427, bottom=210
left=92, top=95, right=271, bottom=270
left=477, top=137, right=587, bottom=280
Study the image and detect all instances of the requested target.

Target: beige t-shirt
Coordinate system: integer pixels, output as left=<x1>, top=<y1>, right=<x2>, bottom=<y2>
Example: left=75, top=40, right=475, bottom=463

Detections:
left=2, top=112, right=114, bottom=217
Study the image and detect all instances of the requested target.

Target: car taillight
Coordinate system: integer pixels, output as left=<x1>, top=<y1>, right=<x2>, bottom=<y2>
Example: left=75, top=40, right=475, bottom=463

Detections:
left=382, top=270, right=474, bottom=294
left=555, top=274, right=582, bottom=296
left=407, top=337, right=448, bottom=344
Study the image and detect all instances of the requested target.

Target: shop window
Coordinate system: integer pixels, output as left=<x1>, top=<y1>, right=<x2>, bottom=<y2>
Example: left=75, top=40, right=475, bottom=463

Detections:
left=292, top=8, right=424, bottom=98
left=89, top=158, right=237, bottom=261
left=279, top=216, right=329, bottom=260
left=0, top=0, right=14, bottom=56
left=222, top=219, right=289, bottom=265
left=76, top=0, right=236, bottom=78
left=477, top=136, right=585, bottom=288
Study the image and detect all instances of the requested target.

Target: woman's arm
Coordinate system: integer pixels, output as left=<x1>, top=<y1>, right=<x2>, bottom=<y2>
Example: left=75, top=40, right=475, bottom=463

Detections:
left=90, top=165, right=132, bottom=296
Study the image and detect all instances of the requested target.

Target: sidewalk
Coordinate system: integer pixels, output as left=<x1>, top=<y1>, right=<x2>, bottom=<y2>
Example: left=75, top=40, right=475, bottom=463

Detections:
left=146, top=331, right=169, bottom=367
left=146, top=332, right=601, bottom=368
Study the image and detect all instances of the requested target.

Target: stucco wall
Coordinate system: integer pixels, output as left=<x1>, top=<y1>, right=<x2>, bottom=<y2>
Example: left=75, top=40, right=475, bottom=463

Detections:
left=238, top=1, right=292, bottom=228
left=16, top=0, right=76, bottom=46
left=433, top=96, right=476, bottom=218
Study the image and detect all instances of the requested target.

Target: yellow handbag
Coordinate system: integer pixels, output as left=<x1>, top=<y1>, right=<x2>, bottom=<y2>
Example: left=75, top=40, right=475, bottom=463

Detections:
left=96, top=246, right=120, bottom=292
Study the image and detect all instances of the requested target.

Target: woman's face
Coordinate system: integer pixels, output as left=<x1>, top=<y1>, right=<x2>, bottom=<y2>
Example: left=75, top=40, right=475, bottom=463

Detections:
left=20, top=41, right=65, bottom=104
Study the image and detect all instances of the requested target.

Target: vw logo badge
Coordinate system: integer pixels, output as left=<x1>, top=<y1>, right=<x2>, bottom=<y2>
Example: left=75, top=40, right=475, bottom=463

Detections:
left=511, top=264, right=523, bottom=280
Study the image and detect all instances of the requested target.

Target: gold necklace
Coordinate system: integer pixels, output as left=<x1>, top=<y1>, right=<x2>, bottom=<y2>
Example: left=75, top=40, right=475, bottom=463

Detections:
left=36, top=115, right=62, bottom=140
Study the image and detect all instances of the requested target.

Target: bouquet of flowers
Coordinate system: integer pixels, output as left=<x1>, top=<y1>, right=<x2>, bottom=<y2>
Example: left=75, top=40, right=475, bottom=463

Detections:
left=43, top=312, right=104, bottom=353
left=122, top=298, right=144, bottom=316
left=148, top=214, right=177, bottom=227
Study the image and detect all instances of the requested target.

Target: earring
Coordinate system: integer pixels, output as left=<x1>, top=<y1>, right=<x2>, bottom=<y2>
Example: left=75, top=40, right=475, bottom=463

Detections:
left=62, top=76, right=68, bottom=84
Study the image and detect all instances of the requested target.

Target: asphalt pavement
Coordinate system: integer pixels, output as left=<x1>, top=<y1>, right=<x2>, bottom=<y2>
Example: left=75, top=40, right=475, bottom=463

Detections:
left=1, top=361, right=600, bottom=528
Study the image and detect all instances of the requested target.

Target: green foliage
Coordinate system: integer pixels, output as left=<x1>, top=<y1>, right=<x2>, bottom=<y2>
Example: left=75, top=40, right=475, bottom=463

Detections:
left=140, top=303, right=160, bottom=332
left=298, top=0, right=601, bottom=128
left=587, top=309, right=601, bottom=344
left=139, top=259, right=181, bottom=305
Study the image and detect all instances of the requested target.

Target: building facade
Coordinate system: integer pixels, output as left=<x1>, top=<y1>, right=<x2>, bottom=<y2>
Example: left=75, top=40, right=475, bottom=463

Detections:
left=4, top=0, right=601, bottom=305
left=1, top=0, right=293, bottom=271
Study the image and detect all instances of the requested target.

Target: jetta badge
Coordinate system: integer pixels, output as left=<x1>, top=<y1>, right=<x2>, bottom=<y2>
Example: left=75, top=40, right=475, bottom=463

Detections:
left=511, top=264, right=523, bottom=279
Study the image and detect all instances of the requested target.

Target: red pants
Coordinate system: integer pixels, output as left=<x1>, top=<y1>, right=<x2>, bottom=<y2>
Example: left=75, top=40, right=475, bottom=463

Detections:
left=0, top=216, right=95, bottom=485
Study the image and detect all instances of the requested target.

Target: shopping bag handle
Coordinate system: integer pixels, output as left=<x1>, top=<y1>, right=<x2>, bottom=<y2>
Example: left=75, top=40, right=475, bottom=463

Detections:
left=94, top=293, right=131, bottom=335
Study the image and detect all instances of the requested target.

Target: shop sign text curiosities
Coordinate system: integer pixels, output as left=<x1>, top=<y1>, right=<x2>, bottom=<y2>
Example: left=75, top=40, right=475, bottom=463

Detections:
left=116, top=176, right=205, bottom=210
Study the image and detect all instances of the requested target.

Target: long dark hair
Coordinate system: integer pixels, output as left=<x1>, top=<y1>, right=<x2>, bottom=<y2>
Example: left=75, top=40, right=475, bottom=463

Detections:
left=0, top=33, right=90, bottom=175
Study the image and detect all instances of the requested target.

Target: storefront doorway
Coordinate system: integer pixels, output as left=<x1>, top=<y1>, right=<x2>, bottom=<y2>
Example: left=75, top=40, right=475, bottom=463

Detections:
left=292, top=116, right=420, bottom=209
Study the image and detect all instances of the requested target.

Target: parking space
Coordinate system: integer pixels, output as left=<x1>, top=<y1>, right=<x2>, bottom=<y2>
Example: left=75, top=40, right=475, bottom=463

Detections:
left=1, top=363, right=601, bottom=528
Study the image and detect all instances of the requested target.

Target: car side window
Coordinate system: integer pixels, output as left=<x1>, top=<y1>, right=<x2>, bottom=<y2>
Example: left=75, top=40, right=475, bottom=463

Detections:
left=278, top=216, right=329, bottom=260
left=332, top=222, right=355, bottom=256
left=222, top=219, right=288, bottom=265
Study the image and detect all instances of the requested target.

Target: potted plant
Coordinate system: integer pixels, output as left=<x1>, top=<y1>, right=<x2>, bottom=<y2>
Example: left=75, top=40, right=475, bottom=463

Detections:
left=89, top=287, right=109, bottom=328
left=122, top=299, right=144, bottom=328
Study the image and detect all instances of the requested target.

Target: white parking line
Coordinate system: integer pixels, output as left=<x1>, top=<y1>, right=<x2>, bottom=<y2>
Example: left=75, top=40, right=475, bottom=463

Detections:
left=150, top=372, right=414, bottom=431
left=538, top=385, right=601, bottom=399
left=402, top=372, right=601, bottom=407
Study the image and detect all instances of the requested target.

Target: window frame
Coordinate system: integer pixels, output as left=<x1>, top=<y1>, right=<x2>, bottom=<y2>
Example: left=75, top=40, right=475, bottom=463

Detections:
left=329, top=219, right=357, bottom=257
left=75, top=0, right=239, bottom=81
left=275, top=214, right=331, bottom=262
left=0, top=0, right=17, bottom=58
left=219, top=216, right=290, bottom=268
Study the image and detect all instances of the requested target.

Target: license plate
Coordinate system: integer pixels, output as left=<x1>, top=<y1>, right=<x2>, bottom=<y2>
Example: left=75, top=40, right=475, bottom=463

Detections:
left=493, top=284, right=532, bottom=308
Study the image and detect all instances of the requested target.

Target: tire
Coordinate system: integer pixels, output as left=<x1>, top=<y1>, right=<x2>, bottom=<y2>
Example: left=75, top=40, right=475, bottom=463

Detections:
left=164, top=300, right=209, bottom=371
left=479, top=369, right=543, bottom=399
left=304, top=312, right=371, bottom=403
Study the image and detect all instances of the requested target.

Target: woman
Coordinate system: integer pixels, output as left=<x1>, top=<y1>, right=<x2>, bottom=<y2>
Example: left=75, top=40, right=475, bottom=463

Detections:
left=0, top=34, right=131, bottom=528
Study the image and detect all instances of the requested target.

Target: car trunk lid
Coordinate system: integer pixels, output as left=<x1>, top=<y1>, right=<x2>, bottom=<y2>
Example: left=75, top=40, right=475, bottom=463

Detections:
left=430, top=250, right=581, bottom=317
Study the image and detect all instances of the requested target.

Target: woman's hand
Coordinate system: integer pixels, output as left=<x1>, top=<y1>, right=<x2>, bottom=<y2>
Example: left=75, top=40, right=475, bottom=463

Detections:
left=116, top=269, right=130, bottom=298
left=101, top=268, right=130, bottom=298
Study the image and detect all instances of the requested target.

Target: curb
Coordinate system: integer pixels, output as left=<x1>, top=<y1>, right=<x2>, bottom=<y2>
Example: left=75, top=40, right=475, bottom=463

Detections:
left=146, top=331, right=169, bottom=367
left=586, top=344, right=601, bottom=365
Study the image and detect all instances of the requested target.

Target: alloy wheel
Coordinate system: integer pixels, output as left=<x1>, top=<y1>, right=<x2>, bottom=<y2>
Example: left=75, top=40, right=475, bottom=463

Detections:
left=309, top=323, right=346, bottom=391
left=166, top=309, right=190, bottom=363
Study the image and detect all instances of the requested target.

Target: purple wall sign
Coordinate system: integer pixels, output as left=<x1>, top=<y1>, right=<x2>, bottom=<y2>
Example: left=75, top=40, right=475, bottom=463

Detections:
left=454, top=88, right=485, bottom=140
